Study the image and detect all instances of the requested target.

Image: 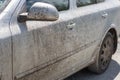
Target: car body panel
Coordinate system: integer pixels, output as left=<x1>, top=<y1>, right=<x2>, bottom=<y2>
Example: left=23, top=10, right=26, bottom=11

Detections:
left=0, top=0, right=120, bottom=80
left=0, top=0, right=20, bottom=80
left=0, top=19, right=12, bottom=80
left=10, top=0, right=120, bottom=80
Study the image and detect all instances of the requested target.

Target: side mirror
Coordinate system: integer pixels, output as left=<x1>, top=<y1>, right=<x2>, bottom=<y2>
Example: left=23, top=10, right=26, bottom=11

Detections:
left=18, top=2, right=59, bottom=22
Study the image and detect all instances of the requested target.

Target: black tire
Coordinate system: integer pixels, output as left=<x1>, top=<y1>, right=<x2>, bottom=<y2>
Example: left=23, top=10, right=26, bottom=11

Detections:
left=88, top=32, right=114, bottom=74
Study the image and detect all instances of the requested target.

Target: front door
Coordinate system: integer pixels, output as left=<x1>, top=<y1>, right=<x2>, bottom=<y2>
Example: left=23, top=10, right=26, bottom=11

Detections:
left=10, top=0, right=87, bottom=79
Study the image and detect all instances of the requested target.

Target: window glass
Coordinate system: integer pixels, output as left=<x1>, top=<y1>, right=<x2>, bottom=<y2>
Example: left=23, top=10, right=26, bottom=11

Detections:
left=26, top=0, right=69, bottom=11
left=76, top=0, right=96, bottom=7
left=0, top=0, right=5, bottom=8
left=0, top=0, right=10, bottom=13
left=96, top=0, right=105, bottom=3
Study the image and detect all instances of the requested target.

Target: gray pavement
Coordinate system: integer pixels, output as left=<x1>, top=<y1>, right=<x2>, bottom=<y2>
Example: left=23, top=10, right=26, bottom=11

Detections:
left=65, top=40, right=120, bottom=80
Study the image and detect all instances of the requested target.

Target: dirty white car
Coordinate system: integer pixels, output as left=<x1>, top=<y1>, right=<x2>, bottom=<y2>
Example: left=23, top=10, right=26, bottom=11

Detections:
left=0, top=0, right=120, bottom=80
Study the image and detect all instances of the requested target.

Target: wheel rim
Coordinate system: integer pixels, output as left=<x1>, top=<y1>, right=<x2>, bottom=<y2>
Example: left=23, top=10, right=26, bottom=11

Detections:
left=99, top=36, right=113, bottom=70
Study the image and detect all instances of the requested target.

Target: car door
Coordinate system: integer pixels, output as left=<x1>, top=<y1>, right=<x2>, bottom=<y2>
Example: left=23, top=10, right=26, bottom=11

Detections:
left=10, top=0, right=88, bottom=79
left=73, top=0, right=113, bottom=61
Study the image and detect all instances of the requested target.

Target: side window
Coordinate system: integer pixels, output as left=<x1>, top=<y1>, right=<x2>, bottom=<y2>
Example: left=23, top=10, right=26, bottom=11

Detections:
left=96, top=0, right=105, bottom=3
left=0, top=0, right=5, bottom=8
left=76, top=0, right=96, bottom=7
left=0, top=0, right=10, bottom=13
left=26, top=0, right=69, bottom=11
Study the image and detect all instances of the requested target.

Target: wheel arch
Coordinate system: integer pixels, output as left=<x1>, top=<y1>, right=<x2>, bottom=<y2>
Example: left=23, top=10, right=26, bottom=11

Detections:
left=100, top=28, right=118, bottom=54
left=108, top=28, right=118, bottom=53
left=88, top=28, right=118, bottom=73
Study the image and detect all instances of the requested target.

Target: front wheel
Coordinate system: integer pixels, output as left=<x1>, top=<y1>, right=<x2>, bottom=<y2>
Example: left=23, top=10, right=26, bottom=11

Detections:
left=88, top=32, right=114, bottom=74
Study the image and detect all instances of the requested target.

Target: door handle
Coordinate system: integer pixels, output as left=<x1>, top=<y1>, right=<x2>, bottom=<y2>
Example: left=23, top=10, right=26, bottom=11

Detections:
left=102, top=12, right=108, bottom=18
left=67, top=23, right=76, bottom=30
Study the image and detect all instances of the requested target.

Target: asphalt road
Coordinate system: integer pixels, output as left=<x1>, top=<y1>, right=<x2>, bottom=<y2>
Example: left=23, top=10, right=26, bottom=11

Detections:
left=65, top=40, right=120, bottom=80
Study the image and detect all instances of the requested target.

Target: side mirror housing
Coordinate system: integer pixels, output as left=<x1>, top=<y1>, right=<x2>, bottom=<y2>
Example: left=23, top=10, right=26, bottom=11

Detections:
left=18, top=2, right=59, bottom=22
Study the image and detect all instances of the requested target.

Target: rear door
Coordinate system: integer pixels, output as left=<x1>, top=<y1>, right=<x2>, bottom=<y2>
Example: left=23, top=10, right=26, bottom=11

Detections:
left=74, top=0, right=112, bottom=60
